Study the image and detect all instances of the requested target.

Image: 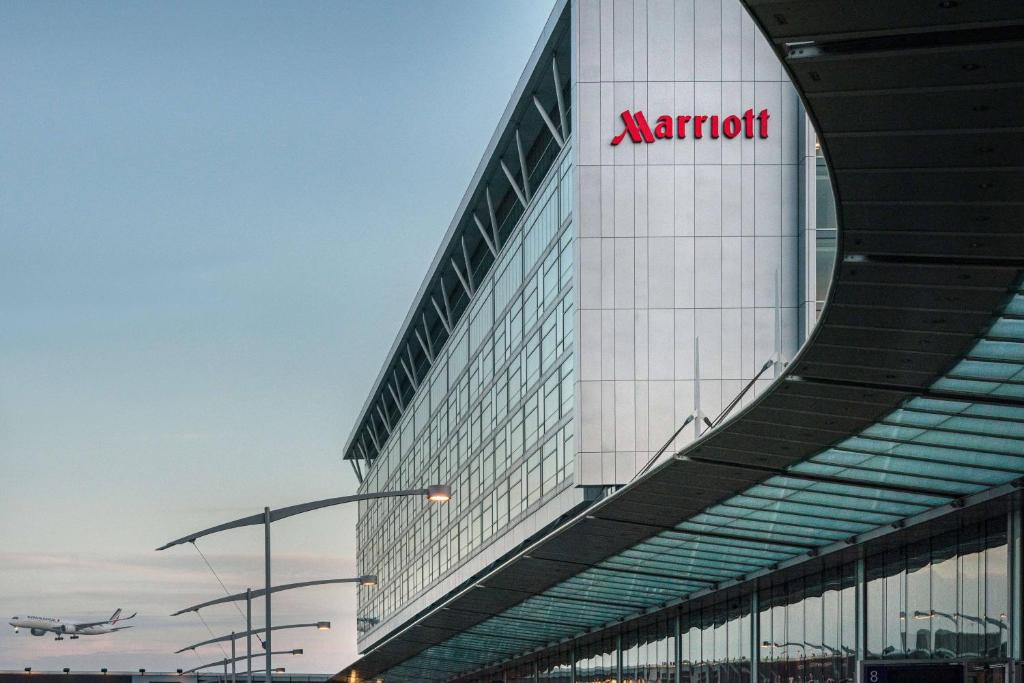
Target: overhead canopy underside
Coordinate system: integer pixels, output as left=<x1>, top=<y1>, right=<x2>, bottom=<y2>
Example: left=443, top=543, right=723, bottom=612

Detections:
left=336, top=2, right=1024, bottom=681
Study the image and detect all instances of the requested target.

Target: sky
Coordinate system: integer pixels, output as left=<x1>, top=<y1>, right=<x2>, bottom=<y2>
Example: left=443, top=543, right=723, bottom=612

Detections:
left=0, top=0, right=555, bottom=675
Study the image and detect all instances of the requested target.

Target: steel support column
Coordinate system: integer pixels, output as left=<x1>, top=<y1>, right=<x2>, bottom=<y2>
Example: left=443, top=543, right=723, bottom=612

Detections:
left=855, top=556, right=866, bottom=683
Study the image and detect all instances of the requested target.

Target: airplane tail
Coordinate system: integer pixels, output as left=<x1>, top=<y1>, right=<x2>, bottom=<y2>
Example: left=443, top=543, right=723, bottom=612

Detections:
left=109, top=609, right=136, bottom=625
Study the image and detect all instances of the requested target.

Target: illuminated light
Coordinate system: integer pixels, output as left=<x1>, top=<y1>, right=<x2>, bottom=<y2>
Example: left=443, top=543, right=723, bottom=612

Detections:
left=358, top=575, right=378, bottom=587
left=316, top=621, right=332, bottom=631
left=426, top=484, right=452, bottom=503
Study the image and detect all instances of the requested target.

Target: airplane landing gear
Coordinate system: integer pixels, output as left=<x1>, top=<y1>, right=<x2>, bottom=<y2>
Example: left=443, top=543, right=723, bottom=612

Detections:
left=55, top=636, right=63, bottom=641
left=69, top=635, right=79, bottom=640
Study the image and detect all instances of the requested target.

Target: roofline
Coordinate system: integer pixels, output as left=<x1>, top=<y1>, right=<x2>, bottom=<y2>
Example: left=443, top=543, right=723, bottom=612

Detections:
left=341, top=0, right=570, bottom=460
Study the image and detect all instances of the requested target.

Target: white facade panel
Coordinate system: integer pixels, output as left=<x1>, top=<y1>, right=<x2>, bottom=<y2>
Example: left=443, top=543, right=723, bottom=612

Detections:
left=572, top=0, right=801, bottom=485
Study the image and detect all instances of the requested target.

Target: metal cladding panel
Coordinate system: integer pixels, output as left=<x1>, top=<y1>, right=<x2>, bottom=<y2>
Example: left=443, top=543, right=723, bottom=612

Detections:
left=335, top=2, right=1024, bottom=682
left=474, top=558, right=585, bottom=596
left=525, top=519, right=659, bottom=565
left=746, top=0, right=1024, bottom=38
left=440, top=587, right=539, bottom=617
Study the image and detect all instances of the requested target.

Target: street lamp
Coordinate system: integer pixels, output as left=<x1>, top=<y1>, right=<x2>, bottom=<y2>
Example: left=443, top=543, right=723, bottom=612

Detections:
left=158, top=486, right=449, bottom=683
left=183, top=649, right=303, bottom=675
left=174, top=618, right=329, bottom=683
left=172, top=580, right=355, bottom=683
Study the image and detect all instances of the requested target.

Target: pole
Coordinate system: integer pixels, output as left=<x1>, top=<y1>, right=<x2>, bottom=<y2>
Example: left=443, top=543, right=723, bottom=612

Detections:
left=264, top=507, right=271, bottom=683
left=230, top=632, right=236, bottom=683
left=246, top=589, right=252, bottom=683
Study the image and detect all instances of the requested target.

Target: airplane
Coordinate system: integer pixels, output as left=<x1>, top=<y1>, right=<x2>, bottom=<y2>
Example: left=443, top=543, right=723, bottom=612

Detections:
left=9, top=609, right=136, bottom=640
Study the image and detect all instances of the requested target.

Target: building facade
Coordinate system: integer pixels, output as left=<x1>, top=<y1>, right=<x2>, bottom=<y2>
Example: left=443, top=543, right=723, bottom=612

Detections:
left=338, top=1, right=1024, bottom=683
left=346, top=0, right=819, bottom=653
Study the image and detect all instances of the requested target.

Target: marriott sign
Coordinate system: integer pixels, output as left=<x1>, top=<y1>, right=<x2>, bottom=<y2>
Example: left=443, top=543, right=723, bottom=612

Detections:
left=611, top=108, right=770, bottom=145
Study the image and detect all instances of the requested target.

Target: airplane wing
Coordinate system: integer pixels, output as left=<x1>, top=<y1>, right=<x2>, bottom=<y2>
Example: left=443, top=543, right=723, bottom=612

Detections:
left=74, top=611, right=137, bottom=630
left=109, top=626, right=133, bottom=632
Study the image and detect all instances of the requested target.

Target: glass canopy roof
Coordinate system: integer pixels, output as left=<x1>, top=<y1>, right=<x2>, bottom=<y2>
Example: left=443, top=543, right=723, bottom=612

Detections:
left=376, top=284, right=1024, bottom=683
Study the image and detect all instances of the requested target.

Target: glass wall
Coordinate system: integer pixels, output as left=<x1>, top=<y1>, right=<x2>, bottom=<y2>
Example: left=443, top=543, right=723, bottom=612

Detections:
left=758, top=564, right=857, bottom=683
left=623, top=620, right=674, bottom=683
left=356, top=151, right=575, bottom=633
left=681, top=596, right=752, bottom=683
left=576, top=638, right=619, bottom=683
left=462, top=510, right=1015, bottom=683
left=866, top=516, right=1009, bottom=661
left=814, top=149, right=837, bottom=316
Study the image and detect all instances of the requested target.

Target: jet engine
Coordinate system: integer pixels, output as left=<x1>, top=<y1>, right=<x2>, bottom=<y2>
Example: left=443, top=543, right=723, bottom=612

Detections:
left=61, top=624, right=76, bottom=634
left=30, top=628, right=46, bottom=636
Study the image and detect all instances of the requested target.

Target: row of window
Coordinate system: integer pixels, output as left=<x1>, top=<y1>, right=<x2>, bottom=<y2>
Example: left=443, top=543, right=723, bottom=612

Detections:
left=355, top=157, right=575, bottom=630
left=466, top=513, right=1011, bottom=683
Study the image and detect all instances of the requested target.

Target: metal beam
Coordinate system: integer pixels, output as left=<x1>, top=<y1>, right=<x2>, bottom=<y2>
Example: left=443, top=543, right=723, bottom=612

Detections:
left=414, top=327, right=434, bottom=364
left=451, top=257, right=474, bottom=298
left=183, top=650, right=302, bottom=674
left=176, top=618, right=334, bottom=650
left=473, top=213, right=498, bottom=257
left=387, top=380, right=405, bottom=414
left=431, top=296, right=452, bottom=334
left=485, top=187, right=500, bottom=249
left=552, top=56, right=567, bottom=141
left=400, top=353, right=418, bottom=391
left=532, top=95, right=564, bottom=149
left=367, top=418, right=382, bottom=451
left=500, top=159, right=528, bottom=209
left=360, top=433, right=374, bottom=461
left=461, top=236, right=475, bottom=293
left=157, top=488, right=437, bottom=550
left=375, top=404, right=392, bottom=433
left=440, top=275, right=455, bottom=328
left=680, top=454, right=961, bottom=499
left=421, top=313, right=435, bottom=359
left=515, top=129, right=531, bottom=201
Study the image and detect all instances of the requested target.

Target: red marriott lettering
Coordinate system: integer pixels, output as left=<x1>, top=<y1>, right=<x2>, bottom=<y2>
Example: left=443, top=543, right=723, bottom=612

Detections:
left=611, top=108, right=770, bottom=145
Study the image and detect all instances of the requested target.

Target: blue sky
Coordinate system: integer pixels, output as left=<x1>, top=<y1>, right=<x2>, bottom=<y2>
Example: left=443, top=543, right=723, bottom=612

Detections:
left=0, top=0, right=554, bottom=674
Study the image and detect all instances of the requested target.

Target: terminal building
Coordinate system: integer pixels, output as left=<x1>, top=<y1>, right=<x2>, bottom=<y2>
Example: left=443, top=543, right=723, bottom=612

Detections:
left=336, top=1, right=1024, bottom=683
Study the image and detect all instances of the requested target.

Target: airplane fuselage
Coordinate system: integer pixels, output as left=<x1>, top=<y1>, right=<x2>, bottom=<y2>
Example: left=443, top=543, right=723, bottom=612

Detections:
left=9, top=613, right=129, bottom=639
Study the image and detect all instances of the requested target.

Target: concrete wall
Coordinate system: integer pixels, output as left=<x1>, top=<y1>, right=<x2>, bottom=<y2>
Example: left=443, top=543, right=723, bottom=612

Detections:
left=571, top=0, right=802, bottom=485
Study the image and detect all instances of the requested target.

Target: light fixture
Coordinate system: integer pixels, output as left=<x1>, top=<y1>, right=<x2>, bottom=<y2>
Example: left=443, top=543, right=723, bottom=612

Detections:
left=316, top=621, right=331, bottom=630
left=291, top=649, right=303, bottom=655
left=273, top=668, right=286, bottom=673
left=358, top=575, right=378, bottom=587
left=426, top=484, right=452, bottom=502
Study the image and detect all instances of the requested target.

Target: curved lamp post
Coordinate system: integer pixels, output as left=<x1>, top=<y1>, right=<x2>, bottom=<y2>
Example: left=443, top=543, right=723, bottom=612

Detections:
left=184, top=649, right=303, bottom=675
left=158, top=486, right=450, bottom=683
left=175, top=621, right=330, bottom=654
left=172, top=577, right=371, bottom=683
